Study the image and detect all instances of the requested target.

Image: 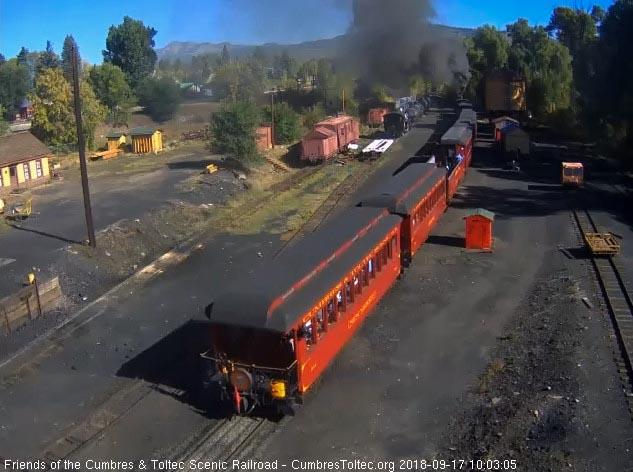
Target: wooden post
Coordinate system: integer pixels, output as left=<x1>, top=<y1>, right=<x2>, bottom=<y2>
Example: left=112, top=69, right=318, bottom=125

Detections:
left=34, top=277, right=42, bottom=318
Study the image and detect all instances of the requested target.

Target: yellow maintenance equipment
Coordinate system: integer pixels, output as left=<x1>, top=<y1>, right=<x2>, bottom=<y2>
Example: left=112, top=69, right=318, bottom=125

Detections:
left=10, top=197, right=32, bottom=220
left=206, top=164, right=219, bottom=174
left=584, top=232, right=621, bottom=255
left=27, top=273, right=36, bottom=285
left=271, top=380, right=286, bottom=399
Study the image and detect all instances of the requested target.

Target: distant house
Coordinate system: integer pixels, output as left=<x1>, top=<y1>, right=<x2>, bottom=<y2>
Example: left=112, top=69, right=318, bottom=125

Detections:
left=180, top=82, right=201, bottom=94
left=201, top=86, right=214, bottom=97
left=129, top=127, right=163, bottom=154
left=0, top=132, right=51, bottom=195
left=105, top=131, right=127, bottom=151
left=17, top=99, right=33, bottom=121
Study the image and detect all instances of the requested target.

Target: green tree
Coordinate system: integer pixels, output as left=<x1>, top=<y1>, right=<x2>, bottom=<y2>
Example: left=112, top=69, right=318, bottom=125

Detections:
left=221, top=44, right=231, bottom=65
left=29, top=68, right=106, bottom=148
left=262, top=102, right=301, bottom=144
left=136, top=77, right=182, bottom=122
left=507, top=19, right=574, bottom=117
left=89, top=63, right=134, bottom=111
left=16, top=47, right=29, bottom=65
left=0, top=59, right=32, bottom=118
left=36, top=41, right=60, bottom=75
left=0, top=106, right=9, bottom=135
left=103, top=16, right=158, bottom=87
left=210, top=101, right=261, bottom=161
left=464, top=25, right=510, bottom=101
left=61, top=35, right=82, bottom=82
left=211, top=62, right=265, bottom=102
left=594, top=0, right=633, bottom=159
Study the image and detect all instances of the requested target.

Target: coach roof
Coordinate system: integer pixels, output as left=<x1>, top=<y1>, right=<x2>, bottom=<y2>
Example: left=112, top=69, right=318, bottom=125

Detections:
left=359, top=164, right=446, bottom=215
left=208, top=207, right=402, bottom=333
left=441, top=124, right=472, bottom=146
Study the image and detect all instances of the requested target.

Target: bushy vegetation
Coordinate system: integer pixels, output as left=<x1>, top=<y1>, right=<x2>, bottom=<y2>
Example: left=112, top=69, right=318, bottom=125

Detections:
left=210, top=101, right=261, bottom=161
left=262, top=102, right=301, bottom=145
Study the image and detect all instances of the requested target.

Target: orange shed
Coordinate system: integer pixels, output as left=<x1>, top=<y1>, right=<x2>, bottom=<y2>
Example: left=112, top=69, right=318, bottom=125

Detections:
left=464, top=208, right=495, bottom=250
left=256, top=126, right=273, bottom=151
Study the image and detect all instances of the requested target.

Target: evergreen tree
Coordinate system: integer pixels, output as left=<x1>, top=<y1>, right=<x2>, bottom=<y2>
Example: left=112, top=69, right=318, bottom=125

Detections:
left=61, top=35, right=82, bottom=82
left=36, top=41, right=60, bottom=75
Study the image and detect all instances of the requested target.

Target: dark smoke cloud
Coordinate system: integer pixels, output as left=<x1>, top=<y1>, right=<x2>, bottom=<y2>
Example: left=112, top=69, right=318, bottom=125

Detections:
left=343, top=0, right=469, bottom=94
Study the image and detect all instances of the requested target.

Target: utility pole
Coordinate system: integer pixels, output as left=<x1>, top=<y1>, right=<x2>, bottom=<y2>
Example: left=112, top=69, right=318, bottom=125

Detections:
left=71, top=44, right=96, bottom=248
left=342, top=88, right=345, bottom=114
left=271, top=91, right=275, bottom=149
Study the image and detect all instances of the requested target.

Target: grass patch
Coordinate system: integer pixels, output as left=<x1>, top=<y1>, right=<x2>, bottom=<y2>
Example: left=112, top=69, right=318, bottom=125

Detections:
left=477, top=358, right=506, bottom=394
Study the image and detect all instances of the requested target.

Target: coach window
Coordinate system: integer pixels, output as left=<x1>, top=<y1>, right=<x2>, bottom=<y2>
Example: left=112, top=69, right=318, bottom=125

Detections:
left=362, top=267, right=369, bottom=286
left=328, top=297, right=338, bottom=323
left=346, top=281, right=354, bottom=304
left=338, top=287, right=347, bottom=313
left=356, top=271, right=363, bottom=294
left=368, top=258, right=375, bottom=278
left=317, top=307, right=327, bottom=335
left=300, top=319, right=314, bottom=347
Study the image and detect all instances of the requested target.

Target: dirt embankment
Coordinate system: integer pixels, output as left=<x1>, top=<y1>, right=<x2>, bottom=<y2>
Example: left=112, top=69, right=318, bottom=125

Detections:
left=440, top=269, right=632, bottom=471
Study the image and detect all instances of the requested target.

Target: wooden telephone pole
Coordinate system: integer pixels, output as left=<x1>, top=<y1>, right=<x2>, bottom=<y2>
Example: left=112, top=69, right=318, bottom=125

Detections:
left=71, top=44, right=96, bottom=248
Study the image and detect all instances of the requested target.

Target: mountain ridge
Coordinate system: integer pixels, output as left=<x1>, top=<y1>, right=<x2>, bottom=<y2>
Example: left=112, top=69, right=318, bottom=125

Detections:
left=156, top=24, right=476, bottom=62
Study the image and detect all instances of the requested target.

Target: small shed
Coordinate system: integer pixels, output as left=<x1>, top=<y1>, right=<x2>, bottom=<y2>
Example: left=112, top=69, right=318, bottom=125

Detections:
left=464, top=208, right=495, bottom=251
left=106, top=131, right=127, bottom=151
left=129, top=127, right=163, bottom=154
left=502, top=126, right=530, bottom=155
left=256, top=126, right=273, bottom=151
left=492, top=116, right=519, bottom=141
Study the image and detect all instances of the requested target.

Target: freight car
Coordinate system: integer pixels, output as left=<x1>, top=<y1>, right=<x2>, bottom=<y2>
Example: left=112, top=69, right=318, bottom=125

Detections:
left=383, top=111, right=410, bottom=138
left=301, top=115, right=360, bottom=163
left=203, top=105, right=474, bottom=416
left=367, top=108, right=390, bottom=128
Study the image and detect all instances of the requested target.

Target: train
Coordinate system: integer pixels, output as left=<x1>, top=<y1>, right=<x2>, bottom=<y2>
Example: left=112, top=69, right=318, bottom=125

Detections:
left=301, top=115, right=360, bottom=163
left=202, top=103, right=475, bottom=416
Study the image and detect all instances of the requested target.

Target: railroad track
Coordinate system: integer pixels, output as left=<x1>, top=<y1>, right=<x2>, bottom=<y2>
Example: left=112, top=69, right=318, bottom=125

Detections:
left=153, top=416, right=286, bottom=470
left=572, top=207, right=633, bottom=413
left=274, top=163, right=372, bottom=257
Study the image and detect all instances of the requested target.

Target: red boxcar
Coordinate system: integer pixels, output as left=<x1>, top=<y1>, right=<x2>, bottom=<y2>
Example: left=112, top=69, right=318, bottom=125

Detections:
left=301, top=127, right=339, bottom=162
left=360, top=163, right=448, bottom=262
left=367, top=108, right=390, bottom=127
left=301, top=115, right=360, bottom=162
left=204, top=207, right=402, bottom=414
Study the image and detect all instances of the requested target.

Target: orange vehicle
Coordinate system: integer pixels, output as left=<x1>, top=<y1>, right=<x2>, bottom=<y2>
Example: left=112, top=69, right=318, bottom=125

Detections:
left=367, top=107, right=390, bottom=127
left=360, top=163, right=447, bottom=264
left=204, top=207, right=402, bottom=415
left=562, top=162, right=584, bottom=186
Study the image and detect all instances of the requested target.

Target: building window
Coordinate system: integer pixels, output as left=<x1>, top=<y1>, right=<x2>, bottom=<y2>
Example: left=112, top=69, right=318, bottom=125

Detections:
left=35, top=160, right=43, bottom=178
left=23, top=163, right=30, bottom=180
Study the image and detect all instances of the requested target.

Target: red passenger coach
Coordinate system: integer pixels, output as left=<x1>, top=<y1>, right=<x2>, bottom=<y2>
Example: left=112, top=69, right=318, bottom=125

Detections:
left=359, top=163, right=447, bottom=262
left=440, top=124, right=473, bottom=201
left=203, top=207, right=402, bottom=415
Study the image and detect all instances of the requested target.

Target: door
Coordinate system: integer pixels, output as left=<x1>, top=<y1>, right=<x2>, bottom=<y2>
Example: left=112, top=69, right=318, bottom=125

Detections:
left=9, top=166, right=18, bottom=188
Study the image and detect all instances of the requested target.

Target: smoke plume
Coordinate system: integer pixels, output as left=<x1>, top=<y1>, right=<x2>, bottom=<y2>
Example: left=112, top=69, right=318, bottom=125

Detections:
left=343, top=0, right=469, bottom=94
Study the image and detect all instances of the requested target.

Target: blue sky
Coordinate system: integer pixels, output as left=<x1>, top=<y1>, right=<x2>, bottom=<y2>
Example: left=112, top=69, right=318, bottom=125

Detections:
left=0, top=0, right=615, bottom=64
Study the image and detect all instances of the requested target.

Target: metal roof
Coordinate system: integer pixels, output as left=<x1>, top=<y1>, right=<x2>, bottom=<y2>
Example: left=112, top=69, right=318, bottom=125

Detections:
left=208, top=207, right=402, bottom=334
left=129, top=126, right=161, bottom=136
left=359, top=163, right=445, bottom=215
left=106, top=131, right=126, bottom=138
left=0, top=132, right=50, bottom=166
left=464, top=208, right=495, bottom=221
left=441, top=125, right=472, bottom=146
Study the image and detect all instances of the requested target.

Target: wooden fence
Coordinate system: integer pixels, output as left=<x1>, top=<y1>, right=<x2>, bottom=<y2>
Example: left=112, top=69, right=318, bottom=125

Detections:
left=0, top=277, right=63, bottom=334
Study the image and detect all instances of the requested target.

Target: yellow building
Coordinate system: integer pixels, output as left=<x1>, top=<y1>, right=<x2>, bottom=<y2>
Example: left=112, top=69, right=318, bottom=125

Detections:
left=0, top=132, right=51, bottom=196
left=106, top=131, right=127, bottom=151
left=129, top=127, right=163, bottom=154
